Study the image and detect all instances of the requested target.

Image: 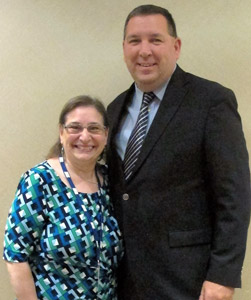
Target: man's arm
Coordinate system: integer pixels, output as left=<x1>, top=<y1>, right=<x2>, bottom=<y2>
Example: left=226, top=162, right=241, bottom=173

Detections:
left=204, top=86, right=251, bottom=287
left=199, top=281, right=234, bottom=300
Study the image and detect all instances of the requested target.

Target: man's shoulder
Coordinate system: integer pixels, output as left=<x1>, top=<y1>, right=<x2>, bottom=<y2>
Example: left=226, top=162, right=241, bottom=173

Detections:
left=107, top=84, right=135, bottom=111
left=175, top=65, right=230, bottom=90
left=108, top=89, right=128, bottom=107
left=182, top=69, right=232, bottom=94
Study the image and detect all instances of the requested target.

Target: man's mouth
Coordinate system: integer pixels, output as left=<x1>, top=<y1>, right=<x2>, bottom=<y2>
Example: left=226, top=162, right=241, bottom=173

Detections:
left=138, top=63, right=156, bottom=67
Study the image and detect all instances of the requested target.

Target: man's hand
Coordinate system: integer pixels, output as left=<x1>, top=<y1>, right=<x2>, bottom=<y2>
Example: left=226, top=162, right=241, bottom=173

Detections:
left=199, top=280, right=234, bottom=300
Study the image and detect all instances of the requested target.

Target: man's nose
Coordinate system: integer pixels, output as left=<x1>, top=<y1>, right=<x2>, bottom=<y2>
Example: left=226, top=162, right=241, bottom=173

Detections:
left=139, top=41, right=152, bottom=57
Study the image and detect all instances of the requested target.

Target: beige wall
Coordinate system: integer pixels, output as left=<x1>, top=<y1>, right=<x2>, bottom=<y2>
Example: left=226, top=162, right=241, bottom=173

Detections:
left=0, top=1, right=250, bottom=299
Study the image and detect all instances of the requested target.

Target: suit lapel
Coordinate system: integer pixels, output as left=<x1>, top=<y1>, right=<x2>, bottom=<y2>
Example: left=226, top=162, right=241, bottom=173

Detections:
left=107, top=85, right=135, bottom=180
left=108, top=85, right=135, bottom=147
left=128, top=66, right=189, bottom=181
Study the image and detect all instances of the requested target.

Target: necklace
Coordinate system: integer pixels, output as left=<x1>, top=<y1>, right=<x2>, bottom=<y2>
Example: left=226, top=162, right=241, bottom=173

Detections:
left=58, top=156, right=102, bottom=195
left=83, top=179, right=98, bottom=185
left=61, top=158, right=98, bottom=185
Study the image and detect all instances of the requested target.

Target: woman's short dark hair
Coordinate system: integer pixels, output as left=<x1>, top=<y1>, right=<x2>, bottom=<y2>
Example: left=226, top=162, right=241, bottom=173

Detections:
left=46, top=95, right=108, bottom=159
left=123, top=4, right=177, bottom=39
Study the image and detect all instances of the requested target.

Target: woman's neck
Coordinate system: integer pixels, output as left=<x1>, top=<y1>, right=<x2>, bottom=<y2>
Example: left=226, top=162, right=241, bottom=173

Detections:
left=65, top=158, right=97, bottom=184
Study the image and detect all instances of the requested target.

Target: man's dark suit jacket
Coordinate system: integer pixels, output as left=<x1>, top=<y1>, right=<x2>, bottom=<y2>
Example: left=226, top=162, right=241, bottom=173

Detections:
left=107, top=66, right=251, bottom=300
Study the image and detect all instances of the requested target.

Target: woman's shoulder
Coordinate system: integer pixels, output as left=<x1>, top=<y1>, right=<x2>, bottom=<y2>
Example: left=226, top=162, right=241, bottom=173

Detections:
left=20, top=160, right=54, bottom=182
left=14, top=161, right=54, bottom=195
left=28, top=160, right=52, bottom=174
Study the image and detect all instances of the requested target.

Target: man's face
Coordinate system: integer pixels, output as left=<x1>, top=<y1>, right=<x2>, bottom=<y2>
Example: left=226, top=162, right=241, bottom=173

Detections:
left=123, top=14, right=181, bottom=92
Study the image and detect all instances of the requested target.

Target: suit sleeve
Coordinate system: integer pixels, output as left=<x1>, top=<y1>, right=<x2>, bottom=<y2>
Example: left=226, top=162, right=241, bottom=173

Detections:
left=204, top=87, right=251, bottom=287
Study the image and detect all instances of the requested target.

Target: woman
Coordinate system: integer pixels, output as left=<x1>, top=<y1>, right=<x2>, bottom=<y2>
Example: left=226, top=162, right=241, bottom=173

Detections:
left=3, top=95, right=124, bottom=300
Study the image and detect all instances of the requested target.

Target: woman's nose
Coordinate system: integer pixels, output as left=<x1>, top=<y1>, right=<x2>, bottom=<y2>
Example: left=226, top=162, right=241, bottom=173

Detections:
left=79, top=128, right=91, bottom=140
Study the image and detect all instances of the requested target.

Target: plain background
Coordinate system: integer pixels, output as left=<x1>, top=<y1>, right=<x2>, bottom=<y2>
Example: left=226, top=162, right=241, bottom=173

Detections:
left=0, top=1, right=250, bottom=299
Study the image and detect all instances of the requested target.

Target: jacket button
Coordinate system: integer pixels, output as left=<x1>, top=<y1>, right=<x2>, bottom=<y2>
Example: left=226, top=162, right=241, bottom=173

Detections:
left=122, top=193, right=129, bottom=200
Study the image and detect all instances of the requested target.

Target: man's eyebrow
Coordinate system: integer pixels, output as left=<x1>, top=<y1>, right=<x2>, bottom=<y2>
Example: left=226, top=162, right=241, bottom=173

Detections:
left=150, top=33, right=165, bottom=38
left=126, top=34, right=140, bottom=39
left=126, top=33, right=164, bottom=39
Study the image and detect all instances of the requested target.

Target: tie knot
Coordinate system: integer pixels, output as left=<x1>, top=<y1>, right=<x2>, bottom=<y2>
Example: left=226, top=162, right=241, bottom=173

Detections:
left=143, top=92, right=155, bottom=105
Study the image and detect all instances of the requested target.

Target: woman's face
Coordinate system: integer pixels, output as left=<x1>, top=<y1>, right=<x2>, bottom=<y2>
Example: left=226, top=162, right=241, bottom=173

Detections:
left=60, top=106, right=108, bottom=165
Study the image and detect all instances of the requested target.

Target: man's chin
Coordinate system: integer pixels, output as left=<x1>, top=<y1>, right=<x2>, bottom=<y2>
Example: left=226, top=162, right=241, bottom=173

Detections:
left=135, top=77, right=160, bottom=91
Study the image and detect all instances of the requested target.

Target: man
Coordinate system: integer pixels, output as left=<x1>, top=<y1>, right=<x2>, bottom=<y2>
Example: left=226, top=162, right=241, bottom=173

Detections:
left=107, top=5, right=251, bottom=300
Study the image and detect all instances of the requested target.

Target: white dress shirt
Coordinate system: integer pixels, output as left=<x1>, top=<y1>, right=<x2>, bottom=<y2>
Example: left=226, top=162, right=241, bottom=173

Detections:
left=115, top=80, right=170, bottom=160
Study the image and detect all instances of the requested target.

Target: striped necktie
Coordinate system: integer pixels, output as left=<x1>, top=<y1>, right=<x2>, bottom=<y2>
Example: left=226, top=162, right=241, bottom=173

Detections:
left=123, top=92, right=155, bottom=180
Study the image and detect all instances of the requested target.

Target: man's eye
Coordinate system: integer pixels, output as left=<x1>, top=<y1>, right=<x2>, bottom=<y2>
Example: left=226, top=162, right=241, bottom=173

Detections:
left=128, top=39, right=140, bottom=44
left=152, top=39, right=162, bottom=44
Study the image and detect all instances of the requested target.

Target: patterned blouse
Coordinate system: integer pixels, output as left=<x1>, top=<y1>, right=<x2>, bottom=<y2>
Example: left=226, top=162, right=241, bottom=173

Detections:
left=3, top=161, right=124, bottom=300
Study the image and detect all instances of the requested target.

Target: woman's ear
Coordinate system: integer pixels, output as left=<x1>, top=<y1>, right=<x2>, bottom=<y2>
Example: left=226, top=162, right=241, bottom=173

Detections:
left=104, top=128, right=109, bottom=144
left=59, top=124, right=64, bottom=142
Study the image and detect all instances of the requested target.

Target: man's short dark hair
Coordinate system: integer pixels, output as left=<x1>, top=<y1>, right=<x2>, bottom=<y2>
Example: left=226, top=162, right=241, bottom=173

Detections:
left=123, top=4, right=177, bottom=39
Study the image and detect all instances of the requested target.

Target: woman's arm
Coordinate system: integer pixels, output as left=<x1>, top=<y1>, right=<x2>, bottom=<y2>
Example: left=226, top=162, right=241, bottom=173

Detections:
left=6, top=261, right=38, bottom=300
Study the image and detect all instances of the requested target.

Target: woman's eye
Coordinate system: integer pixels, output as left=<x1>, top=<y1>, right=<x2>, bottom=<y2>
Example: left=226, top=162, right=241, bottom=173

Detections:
left=88, top=125, right=102, bottom=133
left=71, top=125, right=81, bottom=130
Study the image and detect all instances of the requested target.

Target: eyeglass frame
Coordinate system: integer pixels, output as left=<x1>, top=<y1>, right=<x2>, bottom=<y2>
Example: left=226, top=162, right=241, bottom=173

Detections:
left=63, top=122, right=107, bottom=135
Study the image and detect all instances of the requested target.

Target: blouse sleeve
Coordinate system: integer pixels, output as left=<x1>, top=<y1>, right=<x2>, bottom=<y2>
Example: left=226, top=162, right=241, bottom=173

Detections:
left=3, top=169, right=47, bottom=262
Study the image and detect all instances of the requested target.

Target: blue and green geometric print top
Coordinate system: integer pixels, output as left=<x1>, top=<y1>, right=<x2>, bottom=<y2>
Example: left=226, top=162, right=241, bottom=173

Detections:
left=3, top=161, right=124, bottom=300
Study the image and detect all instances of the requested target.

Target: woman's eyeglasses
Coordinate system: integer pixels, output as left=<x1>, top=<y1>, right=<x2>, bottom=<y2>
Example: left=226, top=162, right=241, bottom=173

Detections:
left=64, top=122, right=106, bottom=135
